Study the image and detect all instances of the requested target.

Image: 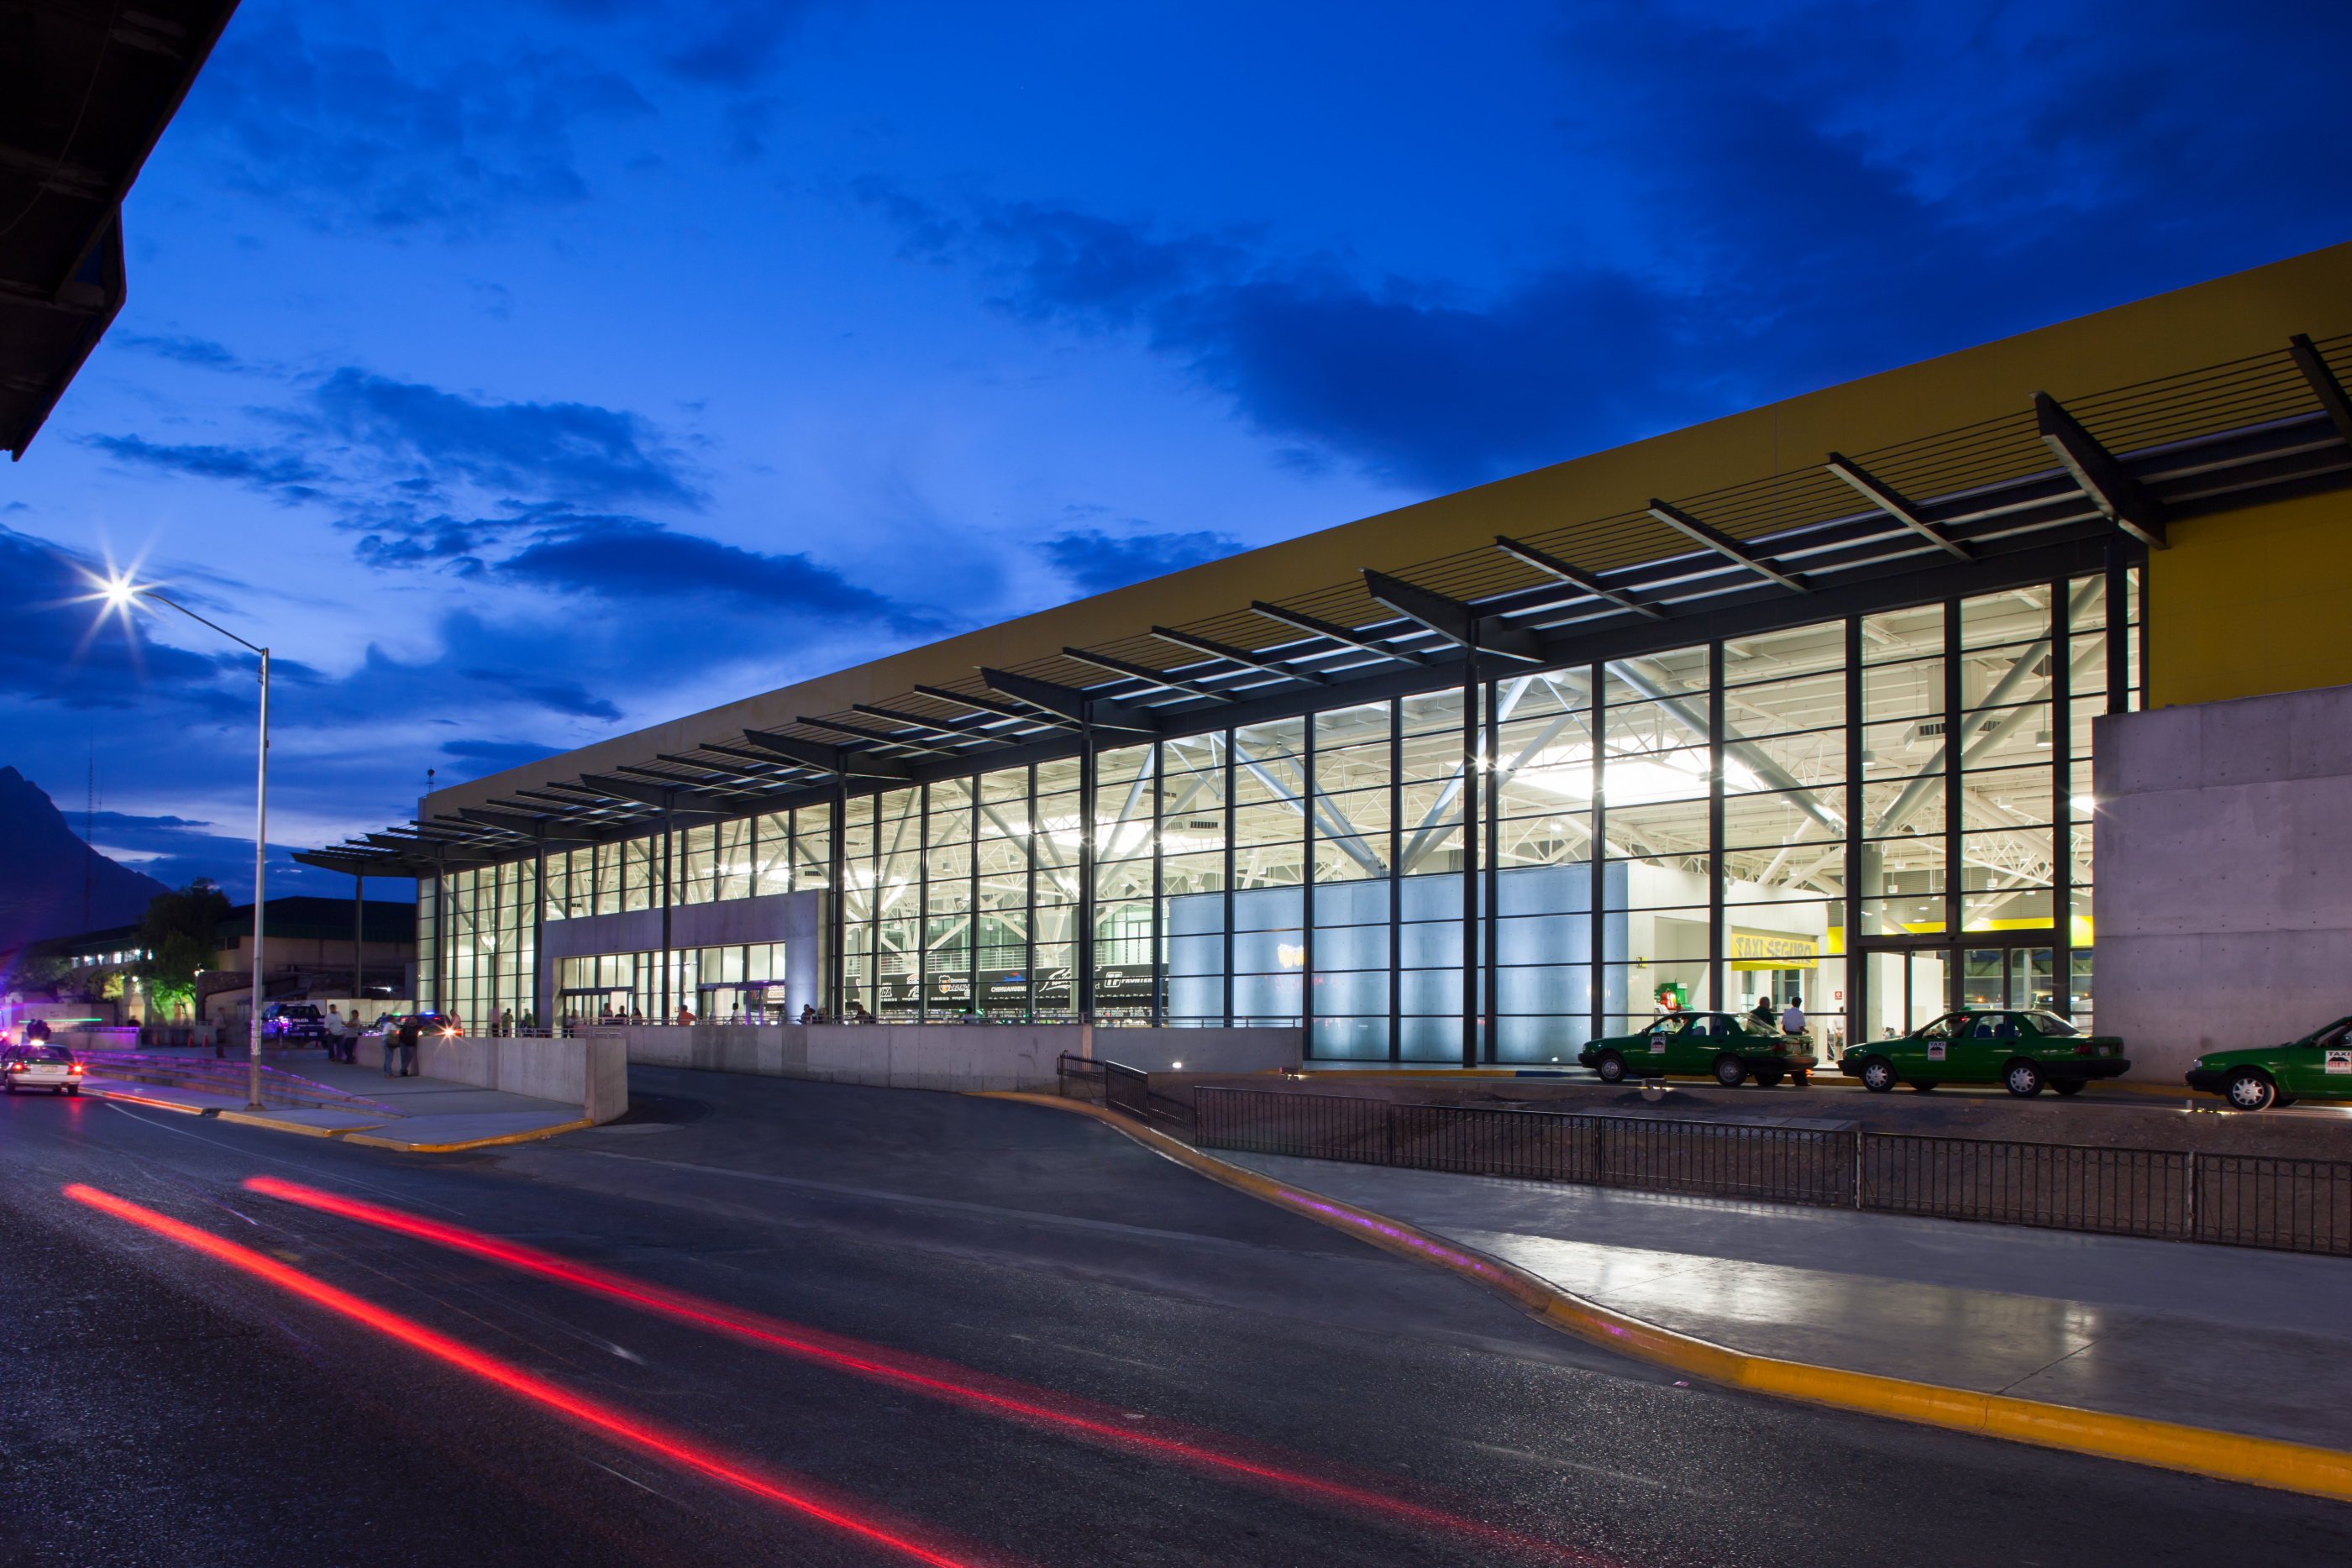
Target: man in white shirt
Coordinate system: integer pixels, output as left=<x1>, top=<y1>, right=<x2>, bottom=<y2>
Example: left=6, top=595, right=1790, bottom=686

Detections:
left=1780, top=995, right=1807, bottom=1046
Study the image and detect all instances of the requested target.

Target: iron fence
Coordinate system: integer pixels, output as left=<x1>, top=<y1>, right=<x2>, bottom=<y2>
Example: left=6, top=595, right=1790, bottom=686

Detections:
left=1191, top=1087, right=2352, bottom=1257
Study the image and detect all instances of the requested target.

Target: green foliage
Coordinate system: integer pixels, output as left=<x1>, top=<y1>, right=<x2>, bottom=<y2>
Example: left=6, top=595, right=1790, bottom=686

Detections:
left=141, top=878, right=232, bottom=1009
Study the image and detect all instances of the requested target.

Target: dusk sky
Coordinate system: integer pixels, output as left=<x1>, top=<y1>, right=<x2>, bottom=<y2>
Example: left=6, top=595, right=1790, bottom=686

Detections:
left=6, top=0, right=2348, bottom=903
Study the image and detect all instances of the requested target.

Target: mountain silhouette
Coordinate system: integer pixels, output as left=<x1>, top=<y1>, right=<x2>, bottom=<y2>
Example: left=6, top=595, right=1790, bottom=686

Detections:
left=0, top=766, right=171, bottom=952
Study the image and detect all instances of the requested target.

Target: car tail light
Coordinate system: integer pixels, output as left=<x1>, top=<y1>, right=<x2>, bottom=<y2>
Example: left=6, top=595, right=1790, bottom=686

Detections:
left=2076, top=1043, right=2094, bottom=1056
left=1772, top=1042, right=1788, bottom=1054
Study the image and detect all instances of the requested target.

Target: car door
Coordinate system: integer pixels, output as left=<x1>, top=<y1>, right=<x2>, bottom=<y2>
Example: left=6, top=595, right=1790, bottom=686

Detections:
left=1908, top=1013, right=1964, bottom=1078
left=2279, top=1017, right=2352, bottom=1097
left=1641, top=1015, right=1688, bottom=1072
left=1956, top=1011, right=2023, bottom=1080
left=1674, top=1015, right=1732, bottom=1074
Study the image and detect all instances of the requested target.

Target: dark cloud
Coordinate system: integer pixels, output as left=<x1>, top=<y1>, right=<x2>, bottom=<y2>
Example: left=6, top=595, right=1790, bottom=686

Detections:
left=458, top=667, right=624, bottom=722
left=880, top=0, right=2352, bottom=490
left=307, top=369, right=703, bottom=508
left=532, top=0, right=820, bottom=89
left=84, top=434, right=325, bottom=496
left=117, top=334, right=242, bottom=370
left=1039, top=528, right=1246, bottom=594
left=492, top=515, right=937, bottom=631
left=181, top=6, right=652, bottom=235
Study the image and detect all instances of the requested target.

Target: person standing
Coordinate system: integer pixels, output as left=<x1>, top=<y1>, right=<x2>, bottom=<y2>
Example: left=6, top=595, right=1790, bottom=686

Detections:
left=1780, top=994, right=1808, bottom=1051
left=388, top=1015, right=420, bottom=1078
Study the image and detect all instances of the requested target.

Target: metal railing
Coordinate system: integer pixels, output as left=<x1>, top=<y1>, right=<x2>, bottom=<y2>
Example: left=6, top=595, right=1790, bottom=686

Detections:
left=1055, top=1054, right=1194, bottom=1135
left=1191, top=1088, right=2352, bottom=1257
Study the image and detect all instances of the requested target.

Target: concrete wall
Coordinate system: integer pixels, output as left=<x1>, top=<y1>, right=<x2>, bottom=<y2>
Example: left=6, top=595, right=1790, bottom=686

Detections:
left=354, top=1033, right=628, bottom=1122
left=2094, top=684, right=2352, bottom=1080
left=612, top=1023, right=1300, bottom=1092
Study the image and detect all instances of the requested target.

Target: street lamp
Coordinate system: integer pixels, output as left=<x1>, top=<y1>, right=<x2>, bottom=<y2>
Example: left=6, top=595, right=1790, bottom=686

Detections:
left=97, top=574, right=270, bottom=1111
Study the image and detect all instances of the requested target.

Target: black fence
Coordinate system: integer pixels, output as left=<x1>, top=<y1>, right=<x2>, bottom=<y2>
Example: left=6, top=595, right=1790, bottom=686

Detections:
left=1192, top=1088, right=2352, bottom=1258
left=1055, top=1055, right=1194, bottom=1135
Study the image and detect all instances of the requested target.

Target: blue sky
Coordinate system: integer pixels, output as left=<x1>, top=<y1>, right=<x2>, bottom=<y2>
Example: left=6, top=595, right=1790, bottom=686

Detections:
left=5, top=0, right=2348, bottom=902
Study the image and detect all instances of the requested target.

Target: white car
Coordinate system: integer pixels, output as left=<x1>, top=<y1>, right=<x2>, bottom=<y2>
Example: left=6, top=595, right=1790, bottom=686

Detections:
left=3, top=1044, right=86, bottom=1095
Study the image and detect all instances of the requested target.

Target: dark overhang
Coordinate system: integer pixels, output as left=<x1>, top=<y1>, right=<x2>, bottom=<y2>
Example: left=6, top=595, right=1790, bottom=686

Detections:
left=309, top=332, right=2352, bottom=878
left=3, top=0, right=244, bottom=458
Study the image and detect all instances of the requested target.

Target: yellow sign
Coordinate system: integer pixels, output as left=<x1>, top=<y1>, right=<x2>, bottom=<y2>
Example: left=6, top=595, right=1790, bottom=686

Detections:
left=1727, top=928, right=1820, bottom=970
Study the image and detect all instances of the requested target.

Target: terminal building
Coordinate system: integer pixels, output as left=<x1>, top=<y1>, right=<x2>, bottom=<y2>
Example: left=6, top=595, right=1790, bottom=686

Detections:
left=298, top=243, right=2352, bottom=1082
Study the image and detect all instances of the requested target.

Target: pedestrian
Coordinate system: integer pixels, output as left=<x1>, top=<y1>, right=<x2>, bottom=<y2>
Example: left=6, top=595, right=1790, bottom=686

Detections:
left=798, top=1004, right=818, bottom=1025
left=498, top=1007, right=513, bottom=1037
left=847, top=999, right=873, bottom=1025
left=388, top=1014, right=420, bottom=1078
left=1779, top=994, right=1807, bottom=1052
left=1750, top=994, right=1777, bottom=1030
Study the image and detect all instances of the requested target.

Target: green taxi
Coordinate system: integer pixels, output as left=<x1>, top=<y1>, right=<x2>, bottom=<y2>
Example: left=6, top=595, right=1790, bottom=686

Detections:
left=2185, top=1015, right=2352, bottom=1111
left=1840, top=1009, right=2128, bottom=1097
left=1579, top=1011, right=1817, bottom=1088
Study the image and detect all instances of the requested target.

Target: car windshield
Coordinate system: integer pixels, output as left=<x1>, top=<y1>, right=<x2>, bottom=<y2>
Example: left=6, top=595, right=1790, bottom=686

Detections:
left=1735, top=1015, right=1782, bottom=1037
left=1649, top=1016, right=1689, bottom=1035
left=1917, top=1015, right=1962, bottom=1040
left=2024, top=1011, right=2080, bottom=1036
left=15, top=1046, right=74, bottom=1062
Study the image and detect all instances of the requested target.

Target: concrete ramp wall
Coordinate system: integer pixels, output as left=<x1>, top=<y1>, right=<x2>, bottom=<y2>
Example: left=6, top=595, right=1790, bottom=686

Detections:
left=355, top=1034, right=628, bottom=1122
left=610, top=1023, right=1300, bottom=1092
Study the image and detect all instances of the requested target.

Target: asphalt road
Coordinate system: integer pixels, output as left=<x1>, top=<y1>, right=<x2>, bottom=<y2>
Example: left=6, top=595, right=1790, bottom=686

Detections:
left=2, top=1067, right=2345, bottom=1568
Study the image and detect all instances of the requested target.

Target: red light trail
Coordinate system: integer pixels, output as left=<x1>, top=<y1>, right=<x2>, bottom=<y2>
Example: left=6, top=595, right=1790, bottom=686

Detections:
left=243, top=1175, right=1609, bottom=1565
left=63, top=1183, right=1013, bottom=1568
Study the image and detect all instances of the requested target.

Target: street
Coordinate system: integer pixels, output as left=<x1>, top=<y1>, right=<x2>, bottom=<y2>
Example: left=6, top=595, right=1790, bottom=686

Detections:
left=3, top=1067, right=2345, bottom=1567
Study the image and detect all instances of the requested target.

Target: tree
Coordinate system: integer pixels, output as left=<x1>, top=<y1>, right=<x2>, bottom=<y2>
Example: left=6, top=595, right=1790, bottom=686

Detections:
left=141, top=878, right=230, bottom=1018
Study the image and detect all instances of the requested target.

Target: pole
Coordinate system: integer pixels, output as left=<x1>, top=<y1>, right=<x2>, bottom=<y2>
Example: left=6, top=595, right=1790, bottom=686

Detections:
left=248, top=648, right=270, bottom=1110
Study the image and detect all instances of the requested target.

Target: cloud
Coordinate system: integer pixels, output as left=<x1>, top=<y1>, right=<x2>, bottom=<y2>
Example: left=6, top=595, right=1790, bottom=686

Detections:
left=181, top=5, right=653, bottom=235
left=117, top=334, right=242, bottom=370
left=877, top=0, right=2352, bottom=491
left=84, top=434, right=326, bottom=494
left=458, top=667, right=624, bottom=721
left=1038, top=527, right=1246, bottom=594
left=307, top=368, right=704, bottom=508
left=492, top=514, right=937, bottom=629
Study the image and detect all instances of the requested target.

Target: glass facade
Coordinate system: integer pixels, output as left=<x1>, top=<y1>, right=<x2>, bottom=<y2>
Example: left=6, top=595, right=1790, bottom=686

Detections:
left=419, top=572, right=2138, bottom=1055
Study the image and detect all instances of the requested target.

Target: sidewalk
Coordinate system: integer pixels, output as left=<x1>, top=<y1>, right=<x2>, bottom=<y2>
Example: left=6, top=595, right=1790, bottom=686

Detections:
left=91, top=1051, right=589, bottom=1151
left=1216, top=1150, right=2352, bottom=1454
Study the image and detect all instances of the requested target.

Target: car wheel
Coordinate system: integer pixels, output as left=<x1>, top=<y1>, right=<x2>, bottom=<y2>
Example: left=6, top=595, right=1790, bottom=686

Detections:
left=1754, top=1070, right=1784, bottom=1088
left=1860, top=1057, right=1898, bottom=1093
left=2224, top=1070, right=2276, bottom=1112
left=1714, top=1055, right=1747, bottom=1088
left=1595, top=1052, right=1627, bottom=1084
left=2004, top=1061, right=2045, bottom=1098
left=66, top=1086, right=79, bottom=1096
left=2050, top=1078, right=2085, bottom=1097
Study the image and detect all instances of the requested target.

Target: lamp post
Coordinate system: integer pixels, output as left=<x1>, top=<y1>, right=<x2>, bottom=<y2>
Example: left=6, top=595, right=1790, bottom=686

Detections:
left=100, top=579, right=270, bottom=1111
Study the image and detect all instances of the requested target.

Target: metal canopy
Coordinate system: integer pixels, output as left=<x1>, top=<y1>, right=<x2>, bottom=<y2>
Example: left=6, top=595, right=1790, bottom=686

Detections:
left=1646, top=499, right=1812, bottom=592
left=2035, top=392, right=2167, bottom=549
left=309, top=332, right=2352, bottom=878
left=2, top=1, right=243, bottom=458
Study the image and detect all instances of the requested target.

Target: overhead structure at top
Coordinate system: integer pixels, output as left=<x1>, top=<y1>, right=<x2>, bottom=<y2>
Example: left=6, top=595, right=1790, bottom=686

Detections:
left=299, top=323, right=2352, bottom=885
left=0, top=0, right=244, bottom=459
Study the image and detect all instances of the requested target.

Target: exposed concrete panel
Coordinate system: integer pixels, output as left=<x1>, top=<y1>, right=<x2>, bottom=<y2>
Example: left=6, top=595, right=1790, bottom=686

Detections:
left=351, top=1032, right=627, bottom=1121
left=612, top=1023, right=1300, bottom=1092
left=2094, top=684, right=2352, bottom=1082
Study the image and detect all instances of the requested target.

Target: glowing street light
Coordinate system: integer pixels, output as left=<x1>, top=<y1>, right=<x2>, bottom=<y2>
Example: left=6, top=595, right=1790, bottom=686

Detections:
left=88, top=572, right=271, bottom=1111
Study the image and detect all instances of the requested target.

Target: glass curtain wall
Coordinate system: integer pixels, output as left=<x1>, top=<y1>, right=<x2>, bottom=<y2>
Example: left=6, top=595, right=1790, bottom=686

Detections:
left=427, top=573, right=2139, bottom=1051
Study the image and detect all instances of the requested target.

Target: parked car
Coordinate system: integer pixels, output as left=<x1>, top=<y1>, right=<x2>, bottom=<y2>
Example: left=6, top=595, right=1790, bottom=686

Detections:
left=361, top=1012, right=461, bottom=1038
left=3, top=1043, right=85, bottom=1095
left=2184, top=1015, right=2352, bottom=1111
left=1579, top=1010, right=1818, bottom=1088
left=1840, top=1009, right=2127, bottom=1096
left=260, top=1002, right=331, bottom=1043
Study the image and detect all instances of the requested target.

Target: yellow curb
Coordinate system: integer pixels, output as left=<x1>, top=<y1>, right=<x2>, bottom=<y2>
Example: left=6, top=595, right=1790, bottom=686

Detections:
left=88, top=1087, right=209, bottom=1114
left=216, top=1109, right=389, bottom=1139
left=977, top=1089, right=2352, bottom=1503
left=344, top=1118, right=596, bottom=1153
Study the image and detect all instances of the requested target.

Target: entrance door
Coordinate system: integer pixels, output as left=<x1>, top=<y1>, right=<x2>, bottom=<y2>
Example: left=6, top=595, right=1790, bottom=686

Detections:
left=1866, top=947, right=1949, bottom=1040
